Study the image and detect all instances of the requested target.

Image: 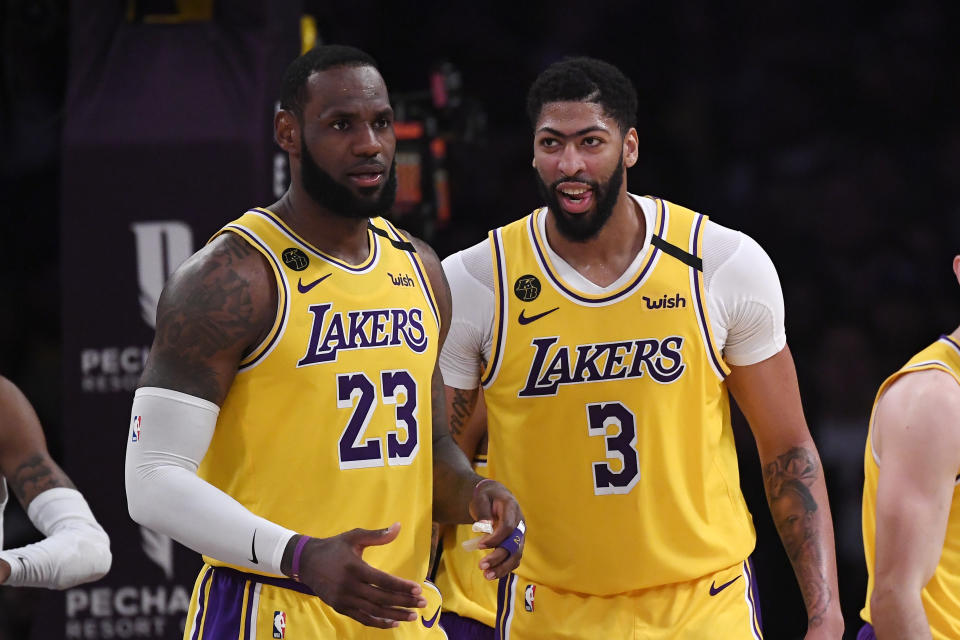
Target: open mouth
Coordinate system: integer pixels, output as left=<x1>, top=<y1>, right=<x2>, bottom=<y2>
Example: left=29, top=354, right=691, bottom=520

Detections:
left=557, top=183, right=594, bottom=213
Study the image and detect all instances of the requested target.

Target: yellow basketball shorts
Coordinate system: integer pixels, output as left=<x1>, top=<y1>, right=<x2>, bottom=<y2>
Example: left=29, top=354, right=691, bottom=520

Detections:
left=184, top=564, right=449, bottom=640
left=494, top=559, right=763, bottom=639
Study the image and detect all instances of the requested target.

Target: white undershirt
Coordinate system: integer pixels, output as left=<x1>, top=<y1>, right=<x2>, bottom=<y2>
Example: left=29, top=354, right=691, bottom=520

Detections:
left=440, top=194, right=786, bottom=389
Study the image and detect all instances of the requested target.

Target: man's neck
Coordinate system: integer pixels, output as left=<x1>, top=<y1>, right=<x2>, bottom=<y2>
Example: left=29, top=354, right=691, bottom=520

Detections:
left=269, top=188, right=371, bottom=265
left=544, top=191, right=646, bottom=288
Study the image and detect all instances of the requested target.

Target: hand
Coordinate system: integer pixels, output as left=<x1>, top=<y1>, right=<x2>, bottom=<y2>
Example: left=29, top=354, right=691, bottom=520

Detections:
left=469, top=480, right=525, bottom=580
left=295, top=523, right=427, bottom=629
left=0, top=560, right=9, bottom=584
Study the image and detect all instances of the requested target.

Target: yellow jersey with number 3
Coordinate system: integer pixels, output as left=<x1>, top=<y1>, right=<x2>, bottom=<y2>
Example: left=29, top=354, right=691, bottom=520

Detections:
left=198, top=207, right=440, bottom=583
left=479, top=198, right=755, bottom=595
left=861, top=335, right=960, bottom=638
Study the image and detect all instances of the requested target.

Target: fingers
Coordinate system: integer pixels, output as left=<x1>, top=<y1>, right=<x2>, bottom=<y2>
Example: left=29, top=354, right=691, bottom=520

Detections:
left=353, top=579, right=428, bottom=611
left=478, top=544, right=522, bottom=580
left=347, top=522, right=402, bottom=550
left=353, top=559, right=424, bottom=597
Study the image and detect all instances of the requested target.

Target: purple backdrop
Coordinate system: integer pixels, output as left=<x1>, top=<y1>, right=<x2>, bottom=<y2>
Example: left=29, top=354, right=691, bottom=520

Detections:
left=55, top=4, right=300, bottom=638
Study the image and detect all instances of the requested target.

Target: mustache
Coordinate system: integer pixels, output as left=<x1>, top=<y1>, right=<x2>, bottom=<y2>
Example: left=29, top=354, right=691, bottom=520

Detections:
left=550, top=176, right=599, bottom=190
left=348, top=160, right=387, bottom=174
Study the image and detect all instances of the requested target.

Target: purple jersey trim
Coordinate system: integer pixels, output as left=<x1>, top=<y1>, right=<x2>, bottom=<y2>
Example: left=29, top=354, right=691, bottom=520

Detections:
left=526, top=203, right=665, bottom=305
left=690, top=213, right=727, bottom=378
left=379, top=219, right=442, bottom=331
left=482, top=228, right=508, bottom=388
left=249, top=208, right=380, bottom=273
left=494, top=573, right=516, bottom=640
left=941, top=334, right=960, bottom=356
left=856, top=622, right=876, bottom=640
left=224, top=225, right=290, bottom=373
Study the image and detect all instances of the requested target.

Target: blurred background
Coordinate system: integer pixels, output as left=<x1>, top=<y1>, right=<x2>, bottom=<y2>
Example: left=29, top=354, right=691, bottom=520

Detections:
left=2, top=0, right=959, bottom=638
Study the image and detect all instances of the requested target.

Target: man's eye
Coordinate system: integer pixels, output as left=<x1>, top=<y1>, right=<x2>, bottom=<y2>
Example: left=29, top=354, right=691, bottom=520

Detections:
left=374, top=118, right=391, bottom=129
left=583, top=137, right=602, bottom=147
left=332, top=120, right=349, bottom=131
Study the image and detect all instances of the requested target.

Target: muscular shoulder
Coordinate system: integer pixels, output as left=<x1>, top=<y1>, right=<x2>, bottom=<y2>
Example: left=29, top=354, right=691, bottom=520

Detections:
left=875, top=368, right=960, bottom=465
left=140, top=231, right=277, bottom=403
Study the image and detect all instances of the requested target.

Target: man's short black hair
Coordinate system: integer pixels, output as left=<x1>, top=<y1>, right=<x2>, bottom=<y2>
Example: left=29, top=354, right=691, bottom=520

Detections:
left=280, top=44, right=380, bottom=118
left=526, top=56, right=638, bottom=134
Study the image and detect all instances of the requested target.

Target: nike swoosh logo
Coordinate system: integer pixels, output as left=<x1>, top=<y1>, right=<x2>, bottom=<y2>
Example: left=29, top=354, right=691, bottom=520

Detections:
left=421, top=605, right=441, bottom=628
left=15, top=557, right=25, bottom=569
left=517, top=307, right=559, bottom=325
left=249, top=529, right=259, bottom=564
left=709, top=575, right=741, bottom=596
left=297, top=273, right=331, bottom=293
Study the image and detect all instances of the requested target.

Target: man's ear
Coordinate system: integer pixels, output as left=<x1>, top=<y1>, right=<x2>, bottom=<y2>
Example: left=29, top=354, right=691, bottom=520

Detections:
left=275, top=109, right=300, bottom=157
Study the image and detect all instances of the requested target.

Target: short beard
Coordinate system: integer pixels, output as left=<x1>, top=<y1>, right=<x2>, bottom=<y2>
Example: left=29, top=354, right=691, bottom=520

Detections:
left=300, top=135, right=397, bottom=219
left=535, top=154, right=624, bottom=243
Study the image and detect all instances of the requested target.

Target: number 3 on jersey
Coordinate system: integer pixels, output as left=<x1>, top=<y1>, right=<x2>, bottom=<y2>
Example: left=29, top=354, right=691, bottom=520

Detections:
left=587, top=402, right=640, bottom=495
left=337, top=370, right=419, bottom=469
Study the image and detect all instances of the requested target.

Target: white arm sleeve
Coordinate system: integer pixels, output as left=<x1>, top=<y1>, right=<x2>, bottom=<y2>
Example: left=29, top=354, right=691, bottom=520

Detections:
left=0, top=488, right=111, bottom=590
left=439, top=245, right=496, bottom=390
left=702, top=222, right=786, bottom=366
left=124, top=387, right=295, bottom=576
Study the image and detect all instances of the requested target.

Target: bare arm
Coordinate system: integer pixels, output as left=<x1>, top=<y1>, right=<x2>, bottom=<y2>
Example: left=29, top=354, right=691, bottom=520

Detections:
left=726, top=345, right=843, bottom=638
left=445, top=386, right=486, bottom=462
left=0, top=378, right=74, bottom=508
left=139, top=232, right=276, bottom=402
left=409, top=235, right=524, bottom=579
left=0, top=377, right=110, bottom=588
left=869, top=370, right=960, bottom=639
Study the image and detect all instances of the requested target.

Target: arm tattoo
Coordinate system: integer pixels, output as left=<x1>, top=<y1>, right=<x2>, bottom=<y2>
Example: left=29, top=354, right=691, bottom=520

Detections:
left=9, top=455, right=73, bottom=505
left=146, top=236, right=258, bottom=399
left=449, top=387, right=479, bottom=438
left=763, top=446, right=831, bottom=627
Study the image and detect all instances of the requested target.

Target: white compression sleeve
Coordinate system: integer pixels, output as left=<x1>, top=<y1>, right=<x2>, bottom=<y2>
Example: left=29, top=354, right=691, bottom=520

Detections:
left=0, top=488, right=111, bottom=590
left=124, top=387, right=295, bottom=576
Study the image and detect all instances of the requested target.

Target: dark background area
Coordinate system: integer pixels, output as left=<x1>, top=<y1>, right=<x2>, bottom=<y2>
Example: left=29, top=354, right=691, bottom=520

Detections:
left=2, top=1, right=960, bottom=638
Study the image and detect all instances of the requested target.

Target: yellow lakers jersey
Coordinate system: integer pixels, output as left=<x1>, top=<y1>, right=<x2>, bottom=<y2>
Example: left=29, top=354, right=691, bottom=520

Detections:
left=432, top=453, right=498, bottom=626
left=198, top=207, right=440, bottom=582
left=477, top=199, right=755, bottom=596
left=861, top=335, right=960, bottom=638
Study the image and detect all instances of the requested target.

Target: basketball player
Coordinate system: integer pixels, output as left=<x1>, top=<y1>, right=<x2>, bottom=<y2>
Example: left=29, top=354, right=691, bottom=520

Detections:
left=0, top=376, right=111, bottom=588
left=123, top=45, right=524, bottom=638
left=434, top=57, right=843, bottom=638
left=858, top=256, right=960, bottom=639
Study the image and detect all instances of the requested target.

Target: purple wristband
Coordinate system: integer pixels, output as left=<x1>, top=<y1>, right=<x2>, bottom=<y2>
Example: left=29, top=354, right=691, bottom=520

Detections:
left=497, top=520, right=525, bottom=556
left=291, top=536, right=310, bottom=582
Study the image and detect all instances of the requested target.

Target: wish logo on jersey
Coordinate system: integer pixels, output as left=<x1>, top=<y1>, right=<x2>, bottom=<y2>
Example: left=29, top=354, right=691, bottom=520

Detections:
left=298, top=303, right=429, bottom=366
left=519, top=335, right=686, bottom=397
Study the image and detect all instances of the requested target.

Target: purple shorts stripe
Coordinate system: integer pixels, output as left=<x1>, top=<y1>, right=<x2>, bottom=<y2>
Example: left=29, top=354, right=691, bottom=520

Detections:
left=494, top=574, right=516, bottom=640
left=744, top=558, right=764, bottom=638
left=241, top=582, right=256, bottom=640
left=440, top=611, right=495, bottom=640
left=857, top=622, right=876, bottom=640
left=190, top=567, right=214, bottom=640
left=196, top=568, right=250, bottom=639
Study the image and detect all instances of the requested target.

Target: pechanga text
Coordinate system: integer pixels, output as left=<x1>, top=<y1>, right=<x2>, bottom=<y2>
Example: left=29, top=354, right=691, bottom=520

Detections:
left=519, top=335, right=686, bottom=397
left=298, top=303, right=428, bottom=366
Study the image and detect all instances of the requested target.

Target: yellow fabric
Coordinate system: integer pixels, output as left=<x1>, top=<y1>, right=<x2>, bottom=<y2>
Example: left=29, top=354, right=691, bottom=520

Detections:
left=496, top=559, right=763, bottom=639
left=433, top=456, right=498, bottom=627
left=184, top=564, right=447, bottom=639
left=861, top=336, right=960, bottom=639
left=476, top=199, right=754, bottom=597
left=198, top=208, right=440, bottom=589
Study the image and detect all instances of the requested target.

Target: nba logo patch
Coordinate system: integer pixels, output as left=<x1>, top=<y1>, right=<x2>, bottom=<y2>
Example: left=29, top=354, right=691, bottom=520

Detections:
left=524, top=584, right=535, bottom=612
left=273, top=610, right=286, bottom=638
left=131, top=416, right=141, bottom=443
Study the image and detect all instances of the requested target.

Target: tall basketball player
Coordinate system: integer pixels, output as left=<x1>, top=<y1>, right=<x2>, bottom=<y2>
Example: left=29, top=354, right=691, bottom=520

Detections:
left=858, top=255, right=960, bottom=639
left=124, top=45, right=524, bottom=639
left=433, top=57, right=843, bottom=639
